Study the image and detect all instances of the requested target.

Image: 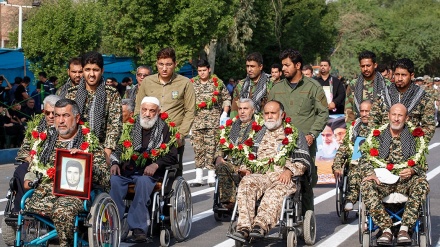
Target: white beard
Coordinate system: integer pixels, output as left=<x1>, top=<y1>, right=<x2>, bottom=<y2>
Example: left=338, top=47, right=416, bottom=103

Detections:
left=264, top=118, right=283, bottom=130
left=140, top=115, right=158, bottom=129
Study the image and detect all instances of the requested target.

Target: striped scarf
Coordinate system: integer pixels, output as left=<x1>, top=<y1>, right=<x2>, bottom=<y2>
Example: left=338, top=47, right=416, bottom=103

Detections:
left=39, top=127, right=84, bottom=165
left=382, top=83, right=425, bottom=114
left=354, top=71, right=386, bottom=114
left=378, top=124, right=416, bottom=162
left=240, top=73, right=269, bottom=112
left=131, top=115, right=165, bottom=152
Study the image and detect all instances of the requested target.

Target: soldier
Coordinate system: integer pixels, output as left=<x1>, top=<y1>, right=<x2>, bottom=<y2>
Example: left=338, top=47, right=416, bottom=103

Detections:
left=23, top=99, right=110, bottom=247
left=370, top=58, right=436, bottom=142
left=422, top=77, right=440, bottom=127
left=230, top=52, right=270, bottom=118
left=232, top=101, right=311, bottom=241
left=189, top=59, right=231, bottom=186
left=332, top=100, right=372, bottom=211
left=344, top=50, right=389, bottom=123
left=134, top=47, right=195, bottom=177
left=56, top=57, right=83, bottom=98
left=110, top=97, right=178, bottom=242
left=126, top=66, right=152, bottom=101
left=215, top=98, right=260, bottom=210
left=65, top=51, right=122, bottom=164
left=360, top=103, right=429, bottom=245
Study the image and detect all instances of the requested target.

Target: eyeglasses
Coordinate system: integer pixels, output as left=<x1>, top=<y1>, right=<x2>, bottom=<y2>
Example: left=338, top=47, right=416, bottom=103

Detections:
left=157, top=63, right=174, bottom=68
left=44, top=110, right=54, bottom=116
left=136, top=73, right=149, bottom=78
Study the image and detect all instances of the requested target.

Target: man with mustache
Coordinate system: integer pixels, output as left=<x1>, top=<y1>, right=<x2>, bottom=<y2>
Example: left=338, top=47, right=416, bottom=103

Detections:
left=56, top=57, right=83, bottom=98
left=110, top=96, right=178, bottom=242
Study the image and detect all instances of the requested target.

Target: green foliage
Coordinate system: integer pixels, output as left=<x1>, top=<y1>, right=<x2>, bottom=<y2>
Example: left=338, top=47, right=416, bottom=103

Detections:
left=22, top=0, right=104, bottom=81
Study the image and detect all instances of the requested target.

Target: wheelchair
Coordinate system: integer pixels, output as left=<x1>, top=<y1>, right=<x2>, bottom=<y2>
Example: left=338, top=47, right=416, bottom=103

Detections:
left=358, top=193, right=431, bottom=247
left=212, top=164, right=242, bottom=222
left=335, top=161, right=359, bottom=224
left=120, top=164, right=193, bottom=247
left=1, top=172, right=121, bottom=247
left=226, top=176, right=316, bottom=247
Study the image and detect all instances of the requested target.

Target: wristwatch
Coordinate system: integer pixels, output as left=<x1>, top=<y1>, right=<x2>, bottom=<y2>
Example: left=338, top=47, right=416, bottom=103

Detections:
left=308, top=133, right=316, bottom=139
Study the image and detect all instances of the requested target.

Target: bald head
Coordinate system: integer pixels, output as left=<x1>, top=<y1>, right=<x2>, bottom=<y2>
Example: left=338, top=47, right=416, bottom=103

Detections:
left=388, top=103, right=408, bottom=131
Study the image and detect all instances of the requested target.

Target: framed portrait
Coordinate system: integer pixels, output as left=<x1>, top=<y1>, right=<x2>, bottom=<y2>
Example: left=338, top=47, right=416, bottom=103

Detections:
left=53, top=149, right=93, bottom=200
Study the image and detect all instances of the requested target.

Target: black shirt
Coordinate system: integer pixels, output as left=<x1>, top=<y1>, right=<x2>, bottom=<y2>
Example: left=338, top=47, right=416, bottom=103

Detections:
left=14, top=84, right=27, bottom=103
left=316, top=75, right=345, bottom=114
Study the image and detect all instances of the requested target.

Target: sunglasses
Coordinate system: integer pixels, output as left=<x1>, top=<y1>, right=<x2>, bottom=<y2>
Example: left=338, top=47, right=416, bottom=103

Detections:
left=44, top=110, right=54, bottom=116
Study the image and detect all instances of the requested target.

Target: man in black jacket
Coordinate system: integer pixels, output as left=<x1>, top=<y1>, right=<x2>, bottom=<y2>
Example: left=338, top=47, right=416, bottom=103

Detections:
left=316, top=59, right=345, bottom=114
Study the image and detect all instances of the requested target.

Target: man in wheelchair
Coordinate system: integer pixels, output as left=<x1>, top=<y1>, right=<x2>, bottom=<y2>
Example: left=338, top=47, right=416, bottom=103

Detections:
left=22, top=99, right=111, bottom=247
left=215, top=98, right=262, bottom=211
left=109, top=96, right=178, bottom=242
left=332, top=100, right=372, bottom=211
left=360, top=103, right=429, bottom=245
left=232, top=100, right=311, bottom=241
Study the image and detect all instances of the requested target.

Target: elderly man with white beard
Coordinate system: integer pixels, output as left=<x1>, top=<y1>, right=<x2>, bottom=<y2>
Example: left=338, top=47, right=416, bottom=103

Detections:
left=232, top=100, right=312, bottom=241
left=109, top=96, right=178, bottom=243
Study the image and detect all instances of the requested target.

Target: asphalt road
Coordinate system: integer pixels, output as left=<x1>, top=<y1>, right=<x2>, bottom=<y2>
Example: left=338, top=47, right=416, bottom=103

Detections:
left=1, top=133, right=440, bottom=247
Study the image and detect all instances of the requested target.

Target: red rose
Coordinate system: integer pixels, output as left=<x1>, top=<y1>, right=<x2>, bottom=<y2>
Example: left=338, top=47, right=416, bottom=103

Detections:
left=143, top=152, right=149, bottom=159
left=282, top=137, right=289, bottom=145
left=373, top=130, right=381, bottom=137
left=351, top=121, right=355, bottom=126
left=123, top=140, right=132, bottom=148
left=32, top=130, right=39, bottom=139
left=151, top=149, right=159, bottom=156
left=386, top=163, right=394, bottom=171
left=248, top=153, right=256, bottom=160
left=82, top=128, right=90, bottom=135
left=219, top=125, right=225, bottom=130
left=369, top=148, right=379, bottom=156
left=285, top=117, right=291, bottom=123
left=169, top=122, right=176, bottom=127
left=251, top=121, right=262, bottom=131
left=198, top=102, right=207, bottom=108
left=284, top=127, right=293, bottom=135
left=219, top=138, right=226, bottom=144
left=213, top=91, right=220, bottom=96
left=190, top=78, right=194, bottom=83
left=213, top=81, right=219, bottom=87
left=235, top=115, right=239, bottom=119
left=175, top=133, right=181, bottom=139
left=46, top=167, right=56, bottom=180
left=212, top=97, right=217, bottom=103
left=80, top=142, right=89, bottom=150
left=78, top=120, right=85, bottom=125
left=39, top=132, right=47, bottom=141
left=30, top=150, right=37, bottom=156
left=160, top=143, right=167, bottom=149
left=226, top=119, right=233, bottom=126
left=238, top=144, right=243, bottom=150
left=244, top=138, right=254, bottom=147
left=131, top=154, right=138, bottom=161
left=212, top=77, right=218, bottom=83
left=229, top=143, right=234, bottom=149
left=408, top=160, right=415, bottom=167
left=160, top=112, right=169, bottom=120
left=412, top=127, right=424, bottom=137
left=128, top=118, right=135, bottom=124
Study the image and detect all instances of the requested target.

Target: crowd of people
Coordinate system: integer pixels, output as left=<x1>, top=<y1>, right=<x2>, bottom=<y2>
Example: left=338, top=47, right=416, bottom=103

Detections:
left=1, top=46, right=436, bottom=245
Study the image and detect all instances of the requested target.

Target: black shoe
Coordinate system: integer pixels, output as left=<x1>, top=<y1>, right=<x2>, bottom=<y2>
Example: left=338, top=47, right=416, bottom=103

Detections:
left=232, top=229, right=249, bottom=242
left=132, top=228, right=147, bottom=242
left=249, top=225, right=266, bottom=238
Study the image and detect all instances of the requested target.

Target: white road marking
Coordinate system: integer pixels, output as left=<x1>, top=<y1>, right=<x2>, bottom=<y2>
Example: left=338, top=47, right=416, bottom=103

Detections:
left=0, top=198, right=8, bottom=202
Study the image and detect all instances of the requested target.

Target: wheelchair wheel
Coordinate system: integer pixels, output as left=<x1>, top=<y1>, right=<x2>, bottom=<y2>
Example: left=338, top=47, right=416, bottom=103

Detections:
left=88, top=192, right=121, bottom=247
left=362, top=232, right=370, bottom=247
left=287, top=230, right=297, bottom=247
left=160, top=229, right=171, bottom=247
left=1, top=218, right=16, bottom=246
left=170, top=177, right=192, bottom=242
left=303, top=210, right=316, bottom=245
left=335, top=178, right=342, bottom=217
left=358, top=201, right=367, bottom=244
left=420, top=196, right=431, bottom=247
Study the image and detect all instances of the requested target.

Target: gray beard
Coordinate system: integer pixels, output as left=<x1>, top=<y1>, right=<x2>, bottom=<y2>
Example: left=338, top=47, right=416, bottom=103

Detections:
left=140, top=115, right=158, bottom=129
left=264, top=118, right=282, bottom=130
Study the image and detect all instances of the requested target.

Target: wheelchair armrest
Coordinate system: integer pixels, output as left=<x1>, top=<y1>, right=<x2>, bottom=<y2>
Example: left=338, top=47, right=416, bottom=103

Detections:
left=21, top=189, right=35, bottom=211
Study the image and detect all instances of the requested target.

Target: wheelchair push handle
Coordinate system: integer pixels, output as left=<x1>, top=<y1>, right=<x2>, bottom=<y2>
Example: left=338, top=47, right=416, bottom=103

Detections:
left=28, top=172, right=43, bottom=189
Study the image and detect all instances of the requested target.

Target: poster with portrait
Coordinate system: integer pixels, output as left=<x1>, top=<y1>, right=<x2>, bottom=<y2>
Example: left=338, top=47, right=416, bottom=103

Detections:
left=53, top=149, right=93, bottom=200
left=316, top=114, right=347, bottom=184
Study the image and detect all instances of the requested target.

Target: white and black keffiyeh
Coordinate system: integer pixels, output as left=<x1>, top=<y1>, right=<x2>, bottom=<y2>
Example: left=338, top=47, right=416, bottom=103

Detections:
left=354, top=71, right=386, bottom=114
left=383, top=83, right=425, bottom=114
left=378, top=124, right=416, bottom=162
left=240, top=73, right=269, bottom=112
left=229, top=118, right=252, bottom=145
left=74, top=77, right=107, bottom=142
left=39, top=127, right=85, bottom=165
left=127, top=84, right=138, bottom=101
left=58, top=78, right=73, bottom=98
left=131, top=116, right=165, bottom=152
left=351, top=118, right=363, bottom=142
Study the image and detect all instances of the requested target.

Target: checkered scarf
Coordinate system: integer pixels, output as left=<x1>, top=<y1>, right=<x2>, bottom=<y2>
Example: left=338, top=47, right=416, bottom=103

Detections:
left=240, top=73, right=268, bottom=112
left=378, top=124, right=416, bottom=162
left=354, top=71, right=386, bottom=114
left=131, top=115, right=165, bottom=152
left=382, top=83, right=425, bottom=114
left=127, top=84, right=138, bottom=101
left=74, top=77, right=107, bottom=142
left=39, top=127, right=84, bottom=165
left=351, top=118, right=363, bottom=142
left=229, top=118, right=253, bottom=145
left=57, top=78, right=73, bottom=98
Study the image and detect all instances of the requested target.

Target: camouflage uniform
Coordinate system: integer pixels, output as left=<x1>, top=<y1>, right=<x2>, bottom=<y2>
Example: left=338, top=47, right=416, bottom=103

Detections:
left=360, top=131, right=429, bottom=230
left=190, top=77, right=231, bottom=169
left=24, top=139, right=110, bottom=247
left=65, top=85, right=122, bottom=150
left=369, top=85, right=436, bottom=142
left=424, top=87, right=440, bottom=123
left=216, top=120, right=254, bottom=203
left=332, top=120, right=369, bottom=204
left=236, top=127, right=308, bottom=232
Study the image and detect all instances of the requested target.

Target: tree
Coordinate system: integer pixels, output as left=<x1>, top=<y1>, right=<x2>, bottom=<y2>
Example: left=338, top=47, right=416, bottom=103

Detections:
left=22, top=0, right=104, bottom=82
